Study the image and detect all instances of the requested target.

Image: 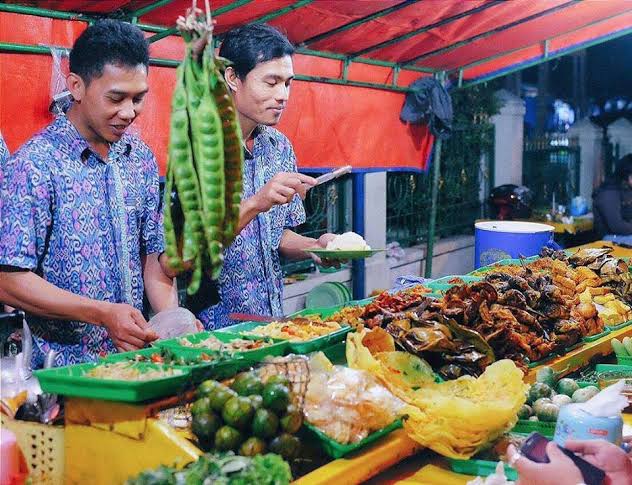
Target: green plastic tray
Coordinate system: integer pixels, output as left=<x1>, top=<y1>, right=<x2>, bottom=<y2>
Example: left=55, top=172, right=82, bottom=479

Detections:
left=595, top=363, right=632, bottom=373
left=606, top=320, right=632, bottom=331
left=34, top=362, right=191, bottom=402
left=512, top=418, right=556, bottom=437
left=155, top=331, right=289, bottom=363
left=449, top=458, right=518, bottom=481
left=217, top=321, right=352, bottom=355
left=303, top=419, right=403, bottom=459
left=426, top=275, right=482, bottom=293
left=617, top=355, right=632, bottom=366
left=563, top=341, right=583, bottom=354
left=583, top=328, right=611, bottom=342
left=99, top=347, right=252, bottom=384
left=528, top=353, right=558, bottom=369
left=321, top=342, right=347, bottom=365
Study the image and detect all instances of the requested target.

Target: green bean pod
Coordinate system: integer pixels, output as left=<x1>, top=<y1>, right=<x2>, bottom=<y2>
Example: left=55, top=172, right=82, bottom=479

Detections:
left=162, top=168, right=184, bottom=272
left=187, top=48, right=225, bottom=279
left=212, top=62, right=243, bottom=248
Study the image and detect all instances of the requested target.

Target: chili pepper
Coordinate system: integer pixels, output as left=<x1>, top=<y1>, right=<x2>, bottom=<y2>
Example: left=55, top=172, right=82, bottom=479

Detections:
left=151, top=354, right=164, bottom=364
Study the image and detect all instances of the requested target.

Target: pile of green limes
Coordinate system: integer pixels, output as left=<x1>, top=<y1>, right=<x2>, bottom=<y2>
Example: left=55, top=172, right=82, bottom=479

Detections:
left=190, top=372, right=303, bottom=460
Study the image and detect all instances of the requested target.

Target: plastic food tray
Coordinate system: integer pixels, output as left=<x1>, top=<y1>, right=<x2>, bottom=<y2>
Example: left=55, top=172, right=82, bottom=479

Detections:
left=606, top=320, right=632, bottom=331
left=512, top=418, right=556, bottom=437
left=34, top=362, right=191, bottom=402
left=217, top=321, right=352, bottom=354
left=448, top=458, right=518, bottom=481
left=155, top=331, right=289, bottom=363
left=99, top=347, right=251, bottom=384
left=426, top=275, right=482, bottom=293
left=303, top=419, right=403, bottom=459
left=617, top=355, right=632, bottom=366
left=527, top=353, right=558, bottom=368
left=582, top=328, right=611, bottom=342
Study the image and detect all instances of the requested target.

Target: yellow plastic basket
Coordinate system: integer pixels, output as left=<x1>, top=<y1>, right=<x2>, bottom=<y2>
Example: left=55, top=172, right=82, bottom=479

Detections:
left=1, top=415, right=65, bottom=484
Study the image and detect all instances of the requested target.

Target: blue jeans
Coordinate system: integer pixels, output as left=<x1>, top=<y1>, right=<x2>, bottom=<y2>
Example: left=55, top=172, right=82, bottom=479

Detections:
left=603, top=234, right=632, bottom=245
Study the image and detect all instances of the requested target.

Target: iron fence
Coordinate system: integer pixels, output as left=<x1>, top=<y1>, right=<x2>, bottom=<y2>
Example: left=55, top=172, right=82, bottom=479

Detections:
left=523, top=135, right=580, bottom=209
left=386, top=124, right=494, bottom=247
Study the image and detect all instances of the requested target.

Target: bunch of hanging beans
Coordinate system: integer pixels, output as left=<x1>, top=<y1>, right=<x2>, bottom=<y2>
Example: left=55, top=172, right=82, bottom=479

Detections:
left=163, top=39, right=243, bottom=295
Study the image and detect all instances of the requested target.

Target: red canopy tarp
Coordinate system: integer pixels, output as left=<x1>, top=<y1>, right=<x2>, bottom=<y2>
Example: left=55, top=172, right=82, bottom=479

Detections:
left=2, top=0, right=632, bottom=173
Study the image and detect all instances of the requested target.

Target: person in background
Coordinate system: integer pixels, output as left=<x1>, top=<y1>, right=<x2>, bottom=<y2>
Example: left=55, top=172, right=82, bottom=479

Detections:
left=593, top=154, right=632, bottom=245
left=0, top=20, right=178, bottom=368
left=168, top=24, right=339, bottom=329
left=507, top=439, right=632, bottom=485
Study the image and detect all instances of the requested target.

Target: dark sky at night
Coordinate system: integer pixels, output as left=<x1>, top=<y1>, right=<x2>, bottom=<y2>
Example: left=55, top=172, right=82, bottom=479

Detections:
left=521, top=33, right=632, bottom=104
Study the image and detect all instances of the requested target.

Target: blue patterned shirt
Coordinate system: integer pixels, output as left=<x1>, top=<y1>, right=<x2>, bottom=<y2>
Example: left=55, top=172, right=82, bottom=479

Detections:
left=0, top=115, right=164, bottom=368
left=0, top=131, right=8, bottom=164
left=199, top=126, right=306, bottom=329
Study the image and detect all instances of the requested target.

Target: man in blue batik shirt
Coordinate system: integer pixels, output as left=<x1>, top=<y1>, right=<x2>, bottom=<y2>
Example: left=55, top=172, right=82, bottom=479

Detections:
left=164, top=25, right=338, bottom=329
left=0, top=21, right=178, bottom=367
left=0, top=131, right=8, bottom=164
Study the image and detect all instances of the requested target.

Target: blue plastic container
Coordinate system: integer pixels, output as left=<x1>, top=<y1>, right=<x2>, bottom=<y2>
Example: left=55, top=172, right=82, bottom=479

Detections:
left=474, top=221, right=555, bottom=268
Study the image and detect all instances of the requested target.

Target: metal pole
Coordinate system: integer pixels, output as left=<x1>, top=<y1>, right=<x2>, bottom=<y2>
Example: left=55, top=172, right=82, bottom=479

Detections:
left=352, top=173, right=366, bottom=300
left=402, top=0, right=578, bottom=65
left=0, top=40, right=412, bottom=92
left=424, top=71, right=446, bottom=278
left=300, top=0, right=420, bottom=46
left=425, top=137, right=443, bottom=278
left=128, top=0, right=176, bottom=19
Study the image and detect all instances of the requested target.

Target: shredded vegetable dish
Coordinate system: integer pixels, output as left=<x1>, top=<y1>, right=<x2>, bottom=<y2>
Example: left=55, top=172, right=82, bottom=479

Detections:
left=84, top=362, right=183, bottom=381
left=244, top=317, right=342, bottom=341
left=178, top=334, right=271, bottom=351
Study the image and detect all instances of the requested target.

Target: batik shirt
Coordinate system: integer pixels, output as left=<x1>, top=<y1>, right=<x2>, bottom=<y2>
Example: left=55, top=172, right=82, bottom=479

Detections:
left=199, top=126, right=306, bottom=329
left=0, top=115, right=164, bottom=368
left=0, top=131, right=9, bottom=164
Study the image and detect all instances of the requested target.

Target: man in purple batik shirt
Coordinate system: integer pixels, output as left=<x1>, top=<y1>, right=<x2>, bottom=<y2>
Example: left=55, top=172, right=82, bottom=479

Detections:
left=0, top=20, right=178, bottom=368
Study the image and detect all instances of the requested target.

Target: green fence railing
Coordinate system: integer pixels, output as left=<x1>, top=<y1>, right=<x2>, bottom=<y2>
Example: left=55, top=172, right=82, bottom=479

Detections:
left=386, top=124, right=494, bottom=247
left=523, top=135, right=580, bottom=209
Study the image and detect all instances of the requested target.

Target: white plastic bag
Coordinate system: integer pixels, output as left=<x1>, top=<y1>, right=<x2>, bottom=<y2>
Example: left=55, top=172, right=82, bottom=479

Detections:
left=148, top=307, right=197, bottom=339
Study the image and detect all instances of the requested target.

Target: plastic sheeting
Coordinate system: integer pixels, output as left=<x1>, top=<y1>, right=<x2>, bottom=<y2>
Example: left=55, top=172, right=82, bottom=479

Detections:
left=2, top=0, right=632, bottom=172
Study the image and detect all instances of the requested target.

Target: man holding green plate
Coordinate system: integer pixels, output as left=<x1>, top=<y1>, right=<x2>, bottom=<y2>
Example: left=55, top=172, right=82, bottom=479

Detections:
left=192, top=24, right=344, bottom=329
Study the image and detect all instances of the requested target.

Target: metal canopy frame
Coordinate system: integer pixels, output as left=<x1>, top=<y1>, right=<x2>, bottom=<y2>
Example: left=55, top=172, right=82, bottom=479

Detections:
left=349, top=0, right=504, bottom=58
left=299, top=0, right=421, bottom=47
left=402, top=0, right=579, bottom=66
left=455, top=9, right=632, bottom=87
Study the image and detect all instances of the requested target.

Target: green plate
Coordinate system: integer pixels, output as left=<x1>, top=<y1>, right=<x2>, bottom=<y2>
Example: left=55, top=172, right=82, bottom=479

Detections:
left=449, top=458, right=518, bottom=482
left=303, top=249, right=384, bottom=260
left=34, top=362, right=191, bottom=402
left=217, top=321, right=352, bottom=355
left=99, top=347, right=252, bottom=384
left=512, top=418, right=556, bottom=437
left=155, top=331, right=289, bottom=363
left=303, top=419, right=402, bottom=459
left=306, top=282, right=350, bottom=309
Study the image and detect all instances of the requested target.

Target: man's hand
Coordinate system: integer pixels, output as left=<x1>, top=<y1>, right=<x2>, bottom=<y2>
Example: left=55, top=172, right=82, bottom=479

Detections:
left=252, top=172, right=316, bottom=213
left=565, top=439, right=632, bottom=485
left=99, top=302, right=157, bottom=352
left=310, top=233, right=343, bottom=269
